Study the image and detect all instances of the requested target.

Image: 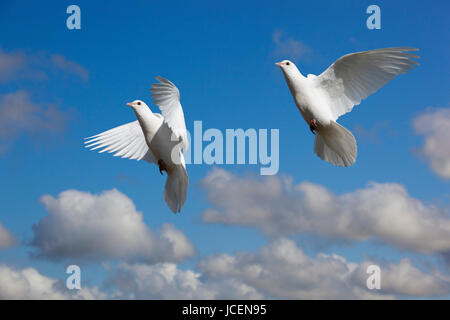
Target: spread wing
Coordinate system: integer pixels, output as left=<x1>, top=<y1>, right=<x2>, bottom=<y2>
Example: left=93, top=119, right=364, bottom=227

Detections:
left=84, top=120, right=156, bottom=163
left=313, top=47, right=419, bottom=120
left=150, top=76, right=188, bottom=153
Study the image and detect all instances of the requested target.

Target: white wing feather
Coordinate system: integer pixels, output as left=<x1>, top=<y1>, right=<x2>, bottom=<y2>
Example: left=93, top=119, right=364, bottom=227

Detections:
left=84, top=120, right=156, bottom=163
left=150, top=76, right=188, bottom=153
left=314, top=47, right=419, bottom=120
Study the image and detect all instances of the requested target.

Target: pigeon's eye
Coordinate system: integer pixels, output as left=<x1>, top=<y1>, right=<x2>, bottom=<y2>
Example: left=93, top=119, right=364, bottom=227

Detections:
left=137, top=102, right=141, bottom=106
left=286, top=62, right=290, bottom=66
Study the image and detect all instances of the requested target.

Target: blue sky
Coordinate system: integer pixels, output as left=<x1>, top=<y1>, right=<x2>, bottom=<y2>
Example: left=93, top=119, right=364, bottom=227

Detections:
left=0, top=0, right=449, bottom=299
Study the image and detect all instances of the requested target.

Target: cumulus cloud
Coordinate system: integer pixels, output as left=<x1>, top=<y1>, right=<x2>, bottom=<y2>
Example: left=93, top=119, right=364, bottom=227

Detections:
left=413, top=107, right=450, bottom=179
left=201, top=169, right=450, bottom=254
left=0, top=261, right=260, bottom=300
left=0, top=222, right=16, bottom=248
left=352, top=259, right=450, bottom=297
left=31, top=189, right=196, bottom=263
left=0, top=264, right=105, bottom=299
left=199, top=238, right=450, bottom=299
left=0, top=91, right=67, bottom=153
left=106, top=262, right=262, bottom=300
left=272, top=30, right=312, bottom=61
left=4, top=239, right=449, bottom=299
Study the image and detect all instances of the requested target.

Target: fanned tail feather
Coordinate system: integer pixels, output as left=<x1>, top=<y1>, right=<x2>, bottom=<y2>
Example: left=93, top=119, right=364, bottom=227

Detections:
left=164, top=165, right=188, bottom=213
left=314, top=121, right=357, bottom=167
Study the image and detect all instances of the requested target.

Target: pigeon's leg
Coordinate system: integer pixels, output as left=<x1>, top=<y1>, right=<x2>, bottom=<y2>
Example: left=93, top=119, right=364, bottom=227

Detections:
left=158, top=159, right=168, bottom=175
left=309, top=119, right=318, bottom=135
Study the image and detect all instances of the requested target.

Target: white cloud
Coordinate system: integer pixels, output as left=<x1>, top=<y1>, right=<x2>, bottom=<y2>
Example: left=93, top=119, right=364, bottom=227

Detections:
left=3, top=239, right=448, bottom=299
left=0, top=264, right=105, bottom=299
left=199, top=238, right=450, bottom=299
left=31, top=189, right=196, bottom=263
left=413, top=107, right=450, bottom=179
left=0, top=47, right=86, bottom=153
left=353, top=121, right=393, bottom=144
left=0, top=48, right=26, bottom=82
left=0, top=91, right=67, bottom=153
left=51, top=54, right=88, bottom=81
left=0, top=222, right=16, bottom=248
left=201, top=169, right=450, bottom=254
left=352, top=259, right=450, bottom=297
left=0, top=261, right=261, bottom=300
left=0, top=46, right=88, bottom=83
left=272, top=30, right=312, bottom=61
left=106, top=262, right=262, bottom=299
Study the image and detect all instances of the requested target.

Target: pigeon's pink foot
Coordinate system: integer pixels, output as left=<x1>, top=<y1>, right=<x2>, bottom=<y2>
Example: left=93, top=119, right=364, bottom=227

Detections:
left=158, top=159, right=167, bottom=175
left=309, top=119, right=318, bottom=135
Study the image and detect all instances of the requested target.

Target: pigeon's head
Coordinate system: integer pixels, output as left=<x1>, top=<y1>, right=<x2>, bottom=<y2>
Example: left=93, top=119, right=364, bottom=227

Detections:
left=126, top=100, right=149, bottom=110
left=275, top=60, right=293, bottom=67
left=275, top=60, right=301, bottom=78
left=275, top=60, right=297, bottom=71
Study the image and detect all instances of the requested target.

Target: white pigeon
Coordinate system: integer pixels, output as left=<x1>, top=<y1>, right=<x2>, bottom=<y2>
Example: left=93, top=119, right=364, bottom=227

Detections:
left=276, top=47, right=419, bottom=167
left=84, top=76, right=188, bottom=213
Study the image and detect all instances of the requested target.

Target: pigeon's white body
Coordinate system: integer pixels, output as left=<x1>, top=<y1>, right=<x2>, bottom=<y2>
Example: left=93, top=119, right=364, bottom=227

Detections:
left=133, top=108, right=178, bottom=168
left=286, top=74, right=334, bottom=126
left=85, top=77, right=188, bottom=213
left=277, top=47, right=419, bottom=167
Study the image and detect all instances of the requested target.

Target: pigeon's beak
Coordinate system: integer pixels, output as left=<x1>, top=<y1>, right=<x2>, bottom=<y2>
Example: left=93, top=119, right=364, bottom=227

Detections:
left=275, top=62, right=282, bottom=67
left=126, top=102, right=133, bottom=107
